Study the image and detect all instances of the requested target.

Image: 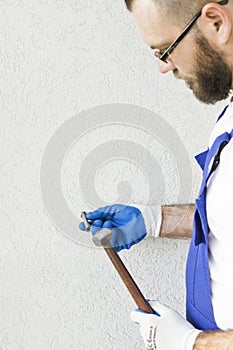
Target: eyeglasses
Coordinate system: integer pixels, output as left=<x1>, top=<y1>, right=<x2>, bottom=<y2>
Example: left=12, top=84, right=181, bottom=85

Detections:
left=154, top=0, right=228, bottom=63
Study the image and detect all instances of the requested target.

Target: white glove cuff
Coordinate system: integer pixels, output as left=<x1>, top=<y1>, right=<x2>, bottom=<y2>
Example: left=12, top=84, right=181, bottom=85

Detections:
left=130, top=204, right=162, bottom=238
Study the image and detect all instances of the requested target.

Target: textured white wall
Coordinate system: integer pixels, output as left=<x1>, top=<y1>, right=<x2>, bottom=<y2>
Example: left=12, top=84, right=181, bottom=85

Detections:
left=0, top=1, right=227, bottom=349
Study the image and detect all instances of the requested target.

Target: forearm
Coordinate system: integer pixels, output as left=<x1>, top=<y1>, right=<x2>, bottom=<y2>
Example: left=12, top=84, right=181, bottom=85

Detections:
left=159, top=204, right=194, bottom=238
left=194, top=330, right=233, bottom=350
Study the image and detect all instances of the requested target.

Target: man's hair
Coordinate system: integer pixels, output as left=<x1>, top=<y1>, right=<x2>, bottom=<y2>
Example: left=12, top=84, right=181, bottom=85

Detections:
left=124, top=0, right=226, bottom=26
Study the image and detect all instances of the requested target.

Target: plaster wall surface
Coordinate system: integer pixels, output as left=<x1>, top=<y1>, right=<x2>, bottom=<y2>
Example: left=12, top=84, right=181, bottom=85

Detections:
left=0, top=1, right=227, bottom=349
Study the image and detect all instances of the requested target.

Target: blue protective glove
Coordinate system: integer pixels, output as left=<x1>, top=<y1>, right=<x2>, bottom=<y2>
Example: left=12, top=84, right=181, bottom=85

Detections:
left=79, top=204, right=147, bottom=252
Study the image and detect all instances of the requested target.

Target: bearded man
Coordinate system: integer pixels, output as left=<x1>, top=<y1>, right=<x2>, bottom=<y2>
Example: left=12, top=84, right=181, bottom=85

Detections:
left=80, top=0, right=233, bottom=348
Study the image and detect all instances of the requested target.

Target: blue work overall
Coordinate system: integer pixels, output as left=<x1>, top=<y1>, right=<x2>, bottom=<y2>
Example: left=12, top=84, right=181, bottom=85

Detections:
left=186, top=105, right=233, bottom=330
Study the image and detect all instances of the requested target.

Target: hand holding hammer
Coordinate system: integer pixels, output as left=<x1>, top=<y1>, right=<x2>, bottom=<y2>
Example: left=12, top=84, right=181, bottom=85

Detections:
left=81, top=212, right=154, bottom=314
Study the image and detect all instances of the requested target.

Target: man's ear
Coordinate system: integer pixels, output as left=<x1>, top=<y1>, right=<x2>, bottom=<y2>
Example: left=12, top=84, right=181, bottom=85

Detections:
left=198, top=2, right=231, bottom=45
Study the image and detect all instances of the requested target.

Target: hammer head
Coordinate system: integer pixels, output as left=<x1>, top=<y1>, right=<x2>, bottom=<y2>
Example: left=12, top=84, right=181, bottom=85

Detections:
left=92, top=228, right=112, bottom=248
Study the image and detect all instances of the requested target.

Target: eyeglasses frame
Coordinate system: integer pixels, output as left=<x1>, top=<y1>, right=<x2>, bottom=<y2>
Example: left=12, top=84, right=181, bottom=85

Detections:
left=156, top=0, right=228, bottom=63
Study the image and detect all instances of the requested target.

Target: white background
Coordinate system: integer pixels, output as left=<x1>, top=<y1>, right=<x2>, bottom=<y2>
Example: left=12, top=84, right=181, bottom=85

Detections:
left=0, top=0, right=227, bottom=349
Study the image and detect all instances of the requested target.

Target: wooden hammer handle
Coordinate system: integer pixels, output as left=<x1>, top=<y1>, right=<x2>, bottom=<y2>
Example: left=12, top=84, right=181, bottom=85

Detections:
left=103, top=245, right=154, bottom=314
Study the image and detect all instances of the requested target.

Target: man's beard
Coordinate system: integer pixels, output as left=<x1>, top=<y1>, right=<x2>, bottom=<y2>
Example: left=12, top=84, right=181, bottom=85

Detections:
left=173, top=32, right=232, bottom=104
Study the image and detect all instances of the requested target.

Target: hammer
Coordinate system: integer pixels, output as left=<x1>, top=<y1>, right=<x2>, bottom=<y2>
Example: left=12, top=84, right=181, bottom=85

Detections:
left=81, top=212, right=154, bottom=314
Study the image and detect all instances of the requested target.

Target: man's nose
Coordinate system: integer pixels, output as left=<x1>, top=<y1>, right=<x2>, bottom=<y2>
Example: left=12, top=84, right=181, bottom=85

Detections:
left=157, top=58, right=176, bottom=74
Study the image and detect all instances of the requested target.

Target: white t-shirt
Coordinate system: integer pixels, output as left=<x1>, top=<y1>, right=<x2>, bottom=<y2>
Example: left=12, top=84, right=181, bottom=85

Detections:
left=206, top=102, right=233, bottom=330
left=140, top=102, right=233, bottom=330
